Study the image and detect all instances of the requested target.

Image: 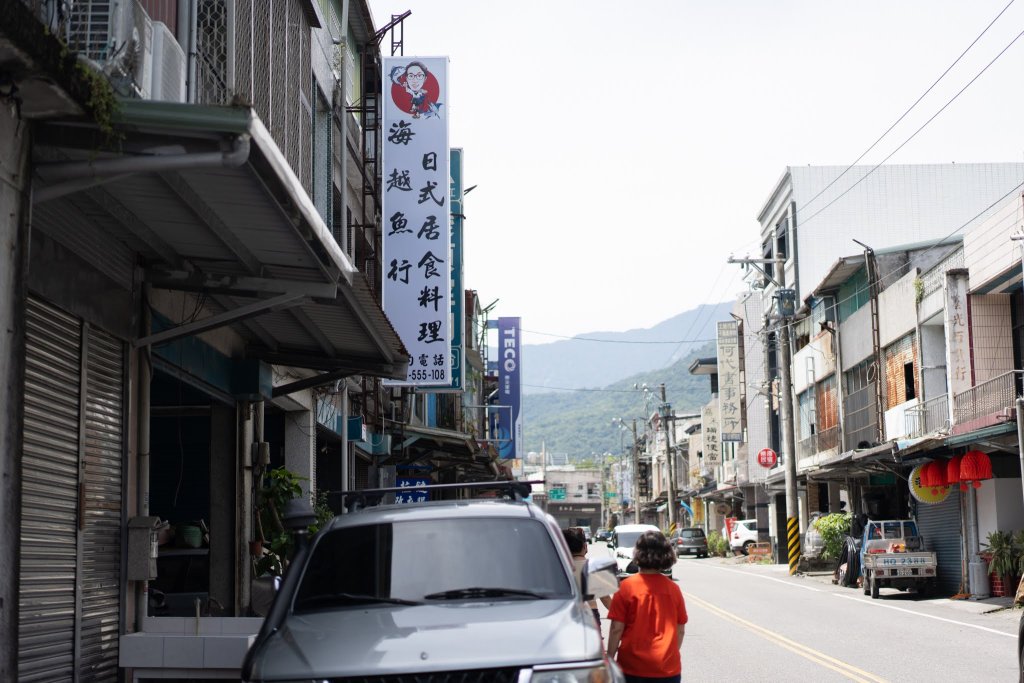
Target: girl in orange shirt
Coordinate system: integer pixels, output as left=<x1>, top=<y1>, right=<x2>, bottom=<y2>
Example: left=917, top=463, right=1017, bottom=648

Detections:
left=606, top=530, right=687, bottom=683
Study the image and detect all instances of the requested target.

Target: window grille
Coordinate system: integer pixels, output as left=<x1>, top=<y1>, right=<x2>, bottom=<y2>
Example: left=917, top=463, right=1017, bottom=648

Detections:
left=196, top=0, right=228, bottom=104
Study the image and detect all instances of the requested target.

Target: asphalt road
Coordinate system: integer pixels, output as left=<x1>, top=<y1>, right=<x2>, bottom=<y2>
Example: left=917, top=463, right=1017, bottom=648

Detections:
left=592, top=542, right=1019, bottom=682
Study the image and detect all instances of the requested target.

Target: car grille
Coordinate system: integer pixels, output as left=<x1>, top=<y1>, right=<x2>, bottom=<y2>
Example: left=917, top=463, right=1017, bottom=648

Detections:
left=327, top=668, right=521, bottom=683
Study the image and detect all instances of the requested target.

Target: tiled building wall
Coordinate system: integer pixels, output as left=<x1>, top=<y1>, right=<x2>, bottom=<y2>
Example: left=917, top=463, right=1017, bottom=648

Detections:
left=969, top=294, right=1014, bottom=384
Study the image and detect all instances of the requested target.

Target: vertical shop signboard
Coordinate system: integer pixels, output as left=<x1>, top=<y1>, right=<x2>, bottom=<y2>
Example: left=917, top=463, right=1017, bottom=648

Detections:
left=495, top=317, right=522, bottom=458
left=381, top=57, right=451, bottom=386
left=717, top=320, right=743, bottom=441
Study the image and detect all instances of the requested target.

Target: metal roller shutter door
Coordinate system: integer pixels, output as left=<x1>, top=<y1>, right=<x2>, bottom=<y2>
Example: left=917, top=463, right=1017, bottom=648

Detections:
left=19, top=297, right=82, bottom=682
left=80, top=326, right=124, bottom=682
left=916, top=489, right=963, bottom=595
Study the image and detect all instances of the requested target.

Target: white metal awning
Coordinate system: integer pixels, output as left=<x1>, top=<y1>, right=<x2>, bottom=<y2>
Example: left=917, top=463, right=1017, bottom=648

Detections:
left=32, top=100, right=407, bottom=378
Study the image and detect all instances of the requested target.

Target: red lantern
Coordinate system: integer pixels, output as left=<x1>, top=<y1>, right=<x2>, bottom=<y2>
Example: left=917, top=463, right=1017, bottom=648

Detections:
left=960, top=450, right=993, bottom=489
left=920, top=460, right=948, bottom=495
left=947, top=454, right=964, bottom=491
left=920, top=462, right=937, bottom=487
left=930, top=458, right=948, bottom=495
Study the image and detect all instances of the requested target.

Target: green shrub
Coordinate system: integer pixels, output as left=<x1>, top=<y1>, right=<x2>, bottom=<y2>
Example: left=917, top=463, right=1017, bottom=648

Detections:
left=814, top=513, right=851, bottom=561
left=707, top=530, right=728, bottom=557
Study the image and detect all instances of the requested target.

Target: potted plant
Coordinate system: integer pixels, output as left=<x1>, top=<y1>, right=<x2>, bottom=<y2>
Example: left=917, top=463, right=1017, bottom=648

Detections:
left=982, top=530, right=1016, bottom=597
left=254, top=468, right=333, bottom=577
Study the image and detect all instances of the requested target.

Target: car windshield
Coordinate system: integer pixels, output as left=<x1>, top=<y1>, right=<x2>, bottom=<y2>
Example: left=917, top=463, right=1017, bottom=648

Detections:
left=682, top=529, right=704, bottom=538
left=616, top=531, right=645, bottom=548
left=293, top=517, right=572, bottom=611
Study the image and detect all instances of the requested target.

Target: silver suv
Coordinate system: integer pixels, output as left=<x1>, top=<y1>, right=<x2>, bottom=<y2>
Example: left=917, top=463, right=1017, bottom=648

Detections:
left=241, top=483, right=622, bottom=682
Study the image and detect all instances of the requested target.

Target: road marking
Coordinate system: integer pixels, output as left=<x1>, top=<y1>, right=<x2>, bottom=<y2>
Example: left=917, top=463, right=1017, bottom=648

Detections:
left=832, top=593, right=1016, bottom=638
left=688, top=592, right=890, bottom=683
left=692, top=563, right=822, bottom=592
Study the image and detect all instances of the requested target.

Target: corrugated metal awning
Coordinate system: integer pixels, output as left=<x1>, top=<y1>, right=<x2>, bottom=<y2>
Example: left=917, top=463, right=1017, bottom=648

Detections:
left=32, top=100, right=407, bottom=379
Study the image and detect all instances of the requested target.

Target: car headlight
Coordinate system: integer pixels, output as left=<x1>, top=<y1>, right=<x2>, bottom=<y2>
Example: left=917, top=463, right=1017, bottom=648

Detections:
left=531, top=664, right=616, bottom=683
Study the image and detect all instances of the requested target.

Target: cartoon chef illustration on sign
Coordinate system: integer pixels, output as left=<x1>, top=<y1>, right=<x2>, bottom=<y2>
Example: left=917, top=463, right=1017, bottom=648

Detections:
left=389, top=61, right=443, bottom=119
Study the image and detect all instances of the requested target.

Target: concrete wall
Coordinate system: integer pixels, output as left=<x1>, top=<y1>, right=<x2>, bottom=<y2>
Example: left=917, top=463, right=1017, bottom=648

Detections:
left=788, top=164, right=1024, bottom=304
left=977, top=478, right=1024, bottom=541
left=964, top=194, right=1024, bottom=293
left=0, top=96, right=29, bottom=675
left=878, top=270, right=918, bottom=348
left=792, top=332, right=836, bottom=394
left=969, top=294, right=1014, bottom=384
left=919, top=324, right=948, bottom=402
left=839, top=303, right=873, bottom=371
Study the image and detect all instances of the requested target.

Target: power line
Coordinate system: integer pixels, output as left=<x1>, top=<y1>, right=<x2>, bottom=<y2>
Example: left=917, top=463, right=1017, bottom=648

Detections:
left=795, top=0, right=1017, bottom=218
left=523, top=383, right=643, bottom=393
left=799, top=24, right=1024, bottom=229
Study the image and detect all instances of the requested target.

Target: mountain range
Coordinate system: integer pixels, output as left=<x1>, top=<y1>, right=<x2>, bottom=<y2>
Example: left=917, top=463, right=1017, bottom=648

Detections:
left=518, top=301, right=734, bottom=458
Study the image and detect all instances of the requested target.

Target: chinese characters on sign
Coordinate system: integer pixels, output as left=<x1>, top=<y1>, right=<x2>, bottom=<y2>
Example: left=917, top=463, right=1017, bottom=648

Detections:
left=395, top=477, right=430, bottom=504
left=716, top=320, right=743, bottom=441
left=757, top=448, right=777, bottom=468
left=702, top=402, right=720, bottom=467
left=943, top=271, right=972, bottom=399
left=382, top=57, right=451, bottom=386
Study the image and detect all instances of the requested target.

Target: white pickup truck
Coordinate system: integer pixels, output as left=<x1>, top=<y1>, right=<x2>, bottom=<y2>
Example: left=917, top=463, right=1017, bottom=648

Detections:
left=860, top=519, right=938, bottom=599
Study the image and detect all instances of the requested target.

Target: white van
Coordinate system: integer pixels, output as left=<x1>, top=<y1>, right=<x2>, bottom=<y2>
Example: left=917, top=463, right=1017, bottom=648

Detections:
left=609, top=523, right=660, bottom=577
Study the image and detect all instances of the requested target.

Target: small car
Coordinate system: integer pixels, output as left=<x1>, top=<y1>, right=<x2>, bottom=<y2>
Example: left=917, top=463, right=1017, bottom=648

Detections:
left=594, top=528, right=612, bottom=543
left=242, top=482, right=623, bottom=683
left=729, top=519, right=759, bottom=554
left=577, top=525, right=593, bottom=542
left=672, top=527, right=708, bottom=558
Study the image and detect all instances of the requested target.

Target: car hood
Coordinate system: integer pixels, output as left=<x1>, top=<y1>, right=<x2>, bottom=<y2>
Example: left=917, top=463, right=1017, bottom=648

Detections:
left=614, top=546, right=635, bottom=567
left=246, top=599, right=601, bottom=679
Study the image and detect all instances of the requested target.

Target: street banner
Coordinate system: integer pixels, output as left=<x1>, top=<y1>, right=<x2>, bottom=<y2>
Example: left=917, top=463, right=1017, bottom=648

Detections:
left=702, top=402, right=720, bottom=466
left=382, top=57, right=451, bottom=386
left=717, top=320, right=743, bottom=441
left=496, top=317, right=522, bottom=458
left=943, top=271, right=972, bottom=401
left=420, top=147, right=464, bottom=392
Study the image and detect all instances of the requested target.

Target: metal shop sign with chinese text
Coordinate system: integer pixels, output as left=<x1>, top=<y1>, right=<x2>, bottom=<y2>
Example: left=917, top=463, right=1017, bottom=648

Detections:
left=716, top=320, right=743, bottom=441
left=420, top=147, right=464, bottom=392
left=702, top=402, right=720, bottom=466
left=382, top=57, right=452, bottom=386
left=395, top=477, right=430, bottom=504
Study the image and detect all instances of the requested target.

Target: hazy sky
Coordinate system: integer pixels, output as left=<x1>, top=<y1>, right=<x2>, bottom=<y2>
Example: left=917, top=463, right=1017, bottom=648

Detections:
left=368, top=0, right=1024, bottom=345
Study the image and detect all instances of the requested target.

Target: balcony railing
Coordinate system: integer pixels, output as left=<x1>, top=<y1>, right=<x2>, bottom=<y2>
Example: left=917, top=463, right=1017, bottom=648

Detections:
left=797, top=425, right=840, bottom=460
left=952, top=371, right=1023, bottom=425
left=844, top=382, right=880, bottom=449
left=903, top=394, right=949, bottom=438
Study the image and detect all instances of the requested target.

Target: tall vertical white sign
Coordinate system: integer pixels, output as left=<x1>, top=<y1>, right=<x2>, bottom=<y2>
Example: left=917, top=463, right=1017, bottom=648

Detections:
left=943, top=270, right=972, bottom=402
left=381, top=57, right=451, bottom=386
left=717, top=320, right=743, bottom=441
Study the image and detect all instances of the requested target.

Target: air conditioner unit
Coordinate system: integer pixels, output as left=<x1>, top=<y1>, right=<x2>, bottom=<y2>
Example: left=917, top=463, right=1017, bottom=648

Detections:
left=68, top=0, right=152, bottom=98
left=151, top=21, right=186, bottom=102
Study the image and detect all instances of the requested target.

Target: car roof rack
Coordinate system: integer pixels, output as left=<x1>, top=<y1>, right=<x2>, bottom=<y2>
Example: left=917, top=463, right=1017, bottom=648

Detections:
left=328, top=480, right=542, bottom=513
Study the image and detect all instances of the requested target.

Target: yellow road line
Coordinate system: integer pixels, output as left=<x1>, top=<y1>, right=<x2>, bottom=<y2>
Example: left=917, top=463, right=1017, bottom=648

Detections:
left=688, top=593, right=890, bottom=683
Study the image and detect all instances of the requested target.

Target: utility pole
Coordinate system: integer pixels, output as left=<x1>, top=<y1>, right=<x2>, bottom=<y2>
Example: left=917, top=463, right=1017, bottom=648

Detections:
left=727, top=254, right=800, bottom=573
left=631, top=419, right=640, bottom=523
left=776, top=256, right=800, bottom=575
left=659, top=384, right=677, bottom=531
